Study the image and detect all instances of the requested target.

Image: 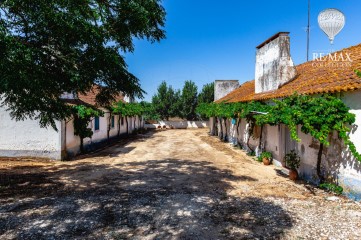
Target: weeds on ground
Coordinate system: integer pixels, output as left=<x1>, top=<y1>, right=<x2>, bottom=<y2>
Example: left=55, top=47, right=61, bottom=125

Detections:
left=320, top=183, right=343, bottom=195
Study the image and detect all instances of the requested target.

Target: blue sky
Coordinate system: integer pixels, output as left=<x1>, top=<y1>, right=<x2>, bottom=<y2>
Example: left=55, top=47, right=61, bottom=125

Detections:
left=125, top=0, right=361, bottom=101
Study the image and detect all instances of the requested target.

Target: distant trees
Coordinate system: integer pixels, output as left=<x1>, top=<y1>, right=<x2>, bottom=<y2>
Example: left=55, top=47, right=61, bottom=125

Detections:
left=180, top=81, right=198, bottom=120
left=198, top=83, right=215, bottom=120
left=151, top=82, right=180, bottom=120
left=150, top=80, right=214, bottom=121
left=198, top=83, right=215, bottom=104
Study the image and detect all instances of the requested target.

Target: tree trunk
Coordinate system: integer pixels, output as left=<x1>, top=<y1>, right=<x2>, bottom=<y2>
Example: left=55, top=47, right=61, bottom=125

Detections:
left=107, top=113, right=112, bottom=142
left=80, top=137, right=84, bottom=153
left=317, top=143, right=324, bottom=183
left=218, top=117, right=223, bottom=140
left=247, top=123, right=254, bottom=153
left=258, top=125, right=264, bottom=150
left=117, top=115, right=121, bottom=137
left=236, top=118, right=241, bottom=145
left=125, top=117, right=129, bottom=135
left=222, top=118, right=228, bottom=142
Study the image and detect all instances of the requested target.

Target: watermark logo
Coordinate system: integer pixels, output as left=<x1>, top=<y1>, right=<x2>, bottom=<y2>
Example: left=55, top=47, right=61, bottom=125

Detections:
left=318, top=8, right=345, bottom=45
left=312, top=50, right=352, bottom=68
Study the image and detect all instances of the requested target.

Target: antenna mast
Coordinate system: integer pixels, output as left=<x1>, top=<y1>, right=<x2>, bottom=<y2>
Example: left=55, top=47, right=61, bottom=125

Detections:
left=307, top=0, right=310, bottom=61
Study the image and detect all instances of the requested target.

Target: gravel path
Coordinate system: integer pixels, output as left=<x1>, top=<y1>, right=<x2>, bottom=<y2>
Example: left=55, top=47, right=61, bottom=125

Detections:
left=0, top=129, right=360, bottom=239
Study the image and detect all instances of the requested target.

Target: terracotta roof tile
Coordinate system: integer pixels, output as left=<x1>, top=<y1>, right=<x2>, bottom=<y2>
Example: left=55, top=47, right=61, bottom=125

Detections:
left=78, top=85, right=125, bottom=107
left=217, top=43, right=361, bottom=103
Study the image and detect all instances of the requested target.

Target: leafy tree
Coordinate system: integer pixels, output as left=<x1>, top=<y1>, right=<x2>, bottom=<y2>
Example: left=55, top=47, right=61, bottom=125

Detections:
left=180, top=80, right=198, bottom=120
left=152, top=81, right=180, bottom=120
left=0, top=0, right=166, bottom=129
left=198, top=82, right=214, bottom=104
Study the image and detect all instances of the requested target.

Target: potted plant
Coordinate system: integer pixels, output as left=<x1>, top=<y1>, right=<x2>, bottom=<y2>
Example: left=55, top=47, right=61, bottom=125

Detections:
left=284, top=150, right=301, bottom=181
left=260, top=151, right=272, bottom=165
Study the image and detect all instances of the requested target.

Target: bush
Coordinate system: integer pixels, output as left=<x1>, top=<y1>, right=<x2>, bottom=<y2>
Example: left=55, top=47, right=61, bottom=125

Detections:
left=284, top=150, right=301, bottom=170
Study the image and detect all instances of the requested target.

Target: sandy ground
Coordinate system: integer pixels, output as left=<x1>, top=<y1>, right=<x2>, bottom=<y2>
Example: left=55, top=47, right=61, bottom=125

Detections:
left=0, top=129, right=361, bottom=239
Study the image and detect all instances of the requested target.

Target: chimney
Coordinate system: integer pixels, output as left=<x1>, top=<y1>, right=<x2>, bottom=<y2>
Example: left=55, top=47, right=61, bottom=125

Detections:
left=255, top=32, right=297, bottom=93
left=214, top=80, right=239, bottom=101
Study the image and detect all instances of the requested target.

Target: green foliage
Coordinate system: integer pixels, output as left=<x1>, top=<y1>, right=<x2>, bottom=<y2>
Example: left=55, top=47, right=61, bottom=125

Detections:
left=284, top=150, right=301, bottom=170
left=256, top=93, right=360, bottom=161
left=197, top=93, right=361, bottom=161
left=196, top=101, right=269, bottom=120
left=198, top=82, right=214, bottom=104
left=355, top=69, right=361, bottom=78
left=140, top=101, right=160, bottom=122
left=152, top=81, right=181, bottom=120
left=320, top=183, right=343, bottom=195
left=72, top=105, right=103, bottom=152
left=180, top=80, right=198, bottom=120
left=112, top=102, right=143, bottom=117
left=260, top=151, right=272, bottom=160
left=0, top=0, right=165, bottom=129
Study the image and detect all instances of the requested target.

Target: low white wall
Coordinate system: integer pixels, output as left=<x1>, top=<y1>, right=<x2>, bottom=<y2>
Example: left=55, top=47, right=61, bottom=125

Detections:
left=0, top=106, right=63, bottom=160
left=145, top=121, right=209, bottom=129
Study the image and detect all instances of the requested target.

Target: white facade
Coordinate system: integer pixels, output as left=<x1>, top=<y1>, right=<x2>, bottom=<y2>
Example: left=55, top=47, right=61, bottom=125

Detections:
left=0, top=106, right=144, bottom=160
left=0, top=108, right=63, bottom=159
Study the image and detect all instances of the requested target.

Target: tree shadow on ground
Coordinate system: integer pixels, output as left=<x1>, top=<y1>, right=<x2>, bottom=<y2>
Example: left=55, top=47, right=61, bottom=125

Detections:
left=0, top=159, right=293, bottom=239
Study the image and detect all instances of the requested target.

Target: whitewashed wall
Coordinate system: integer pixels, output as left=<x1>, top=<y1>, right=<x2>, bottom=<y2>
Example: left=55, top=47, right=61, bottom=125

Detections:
left=65, top=113, right=142, bottom=157
left=296, top=91, right=361, bottom=198
left=0, top=106, right=63, bottom=160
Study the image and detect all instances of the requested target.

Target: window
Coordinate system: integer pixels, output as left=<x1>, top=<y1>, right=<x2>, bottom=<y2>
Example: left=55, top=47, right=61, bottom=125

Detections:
left=111, top=116, right=115, bottom=128
left=121, top=117, right=124, bottom=126
left=94, top=116, right=100, bottom=131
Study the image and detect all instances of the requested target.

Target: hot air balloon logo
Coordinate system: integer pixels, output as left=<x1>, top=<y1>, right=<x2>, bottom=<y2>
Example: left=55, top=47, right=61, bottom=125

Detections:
left=318, top=8, right=345, bottom=45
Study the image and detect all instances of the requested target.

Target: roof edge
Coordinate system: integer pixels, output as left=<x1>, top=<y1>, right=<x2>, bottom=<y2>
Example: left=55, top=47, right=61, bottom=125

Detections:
left=256, top=32, right=290, bottom=49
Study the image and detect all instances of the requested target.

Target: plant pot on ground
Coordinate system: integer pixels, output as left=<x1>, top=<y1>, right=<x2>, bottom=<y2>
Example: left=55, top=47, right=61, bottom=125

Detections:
left=284, top=150, right=301, bottom=181
left=260, top=151, right=272, bottom=166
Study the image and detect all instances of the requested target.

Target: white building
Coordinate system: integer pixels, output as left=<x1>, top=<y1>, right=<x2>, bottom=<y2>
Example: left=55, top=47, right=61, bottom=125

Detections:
left=213, top=32, right=361, bottom=199
left=0, top=86, right=144, bottom=160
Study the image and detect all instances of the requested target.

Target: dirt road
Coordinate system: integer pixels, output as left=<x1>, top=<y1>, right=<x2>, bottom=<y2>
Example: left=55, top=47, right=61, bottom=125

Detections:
left=1, top=129, right=361, bottom=239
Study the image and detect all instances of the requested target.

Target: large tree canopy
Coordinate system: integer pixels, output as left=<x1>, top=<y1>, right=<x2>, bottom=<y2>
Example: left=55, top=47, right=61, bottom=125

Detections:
left=0, top=0, right=166, bottom=129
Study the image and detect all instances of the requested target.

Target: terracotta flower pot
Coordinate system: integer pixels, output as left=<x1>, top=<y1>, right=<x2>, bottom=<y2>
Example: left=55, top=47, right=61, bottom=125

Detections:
left=289, top=169, right=298, bottom=181
left=263, top=158, right=271, bottom=166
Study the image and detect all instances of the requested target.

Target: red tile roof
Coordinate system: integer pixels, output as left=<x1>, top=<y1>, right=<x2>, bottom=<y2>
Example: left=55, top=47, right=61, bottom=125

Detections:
left=217, top=43, right=361, bottom=103
left=78, top=85, right=125, bottom=107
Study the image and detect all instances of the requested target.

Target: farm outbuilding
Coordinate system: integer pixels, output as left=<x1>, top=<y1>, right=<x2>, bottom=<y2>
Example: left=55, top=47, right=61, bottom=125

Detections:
left=211, top=32, right=361, bottom=199
left=0, top=86, right=144, bottom=160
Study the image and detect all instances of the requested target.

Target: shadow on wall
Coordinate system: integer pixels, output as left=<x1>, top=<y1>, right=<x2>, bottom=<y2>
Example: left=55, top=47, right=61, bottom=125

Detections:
left=325, top=125, right=361, bottom=200
left=0, top=159, right=293, bottom=239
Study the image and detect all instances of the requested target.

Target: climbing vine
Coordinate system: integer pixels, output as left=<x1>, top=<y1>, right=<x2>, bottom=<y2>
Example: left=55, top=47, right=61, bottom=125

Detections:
left=72, top=105, right=103, bottom=153
left=112, top=102, right=144, bottom=135
left=197, top=93, right=361, bottom=180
